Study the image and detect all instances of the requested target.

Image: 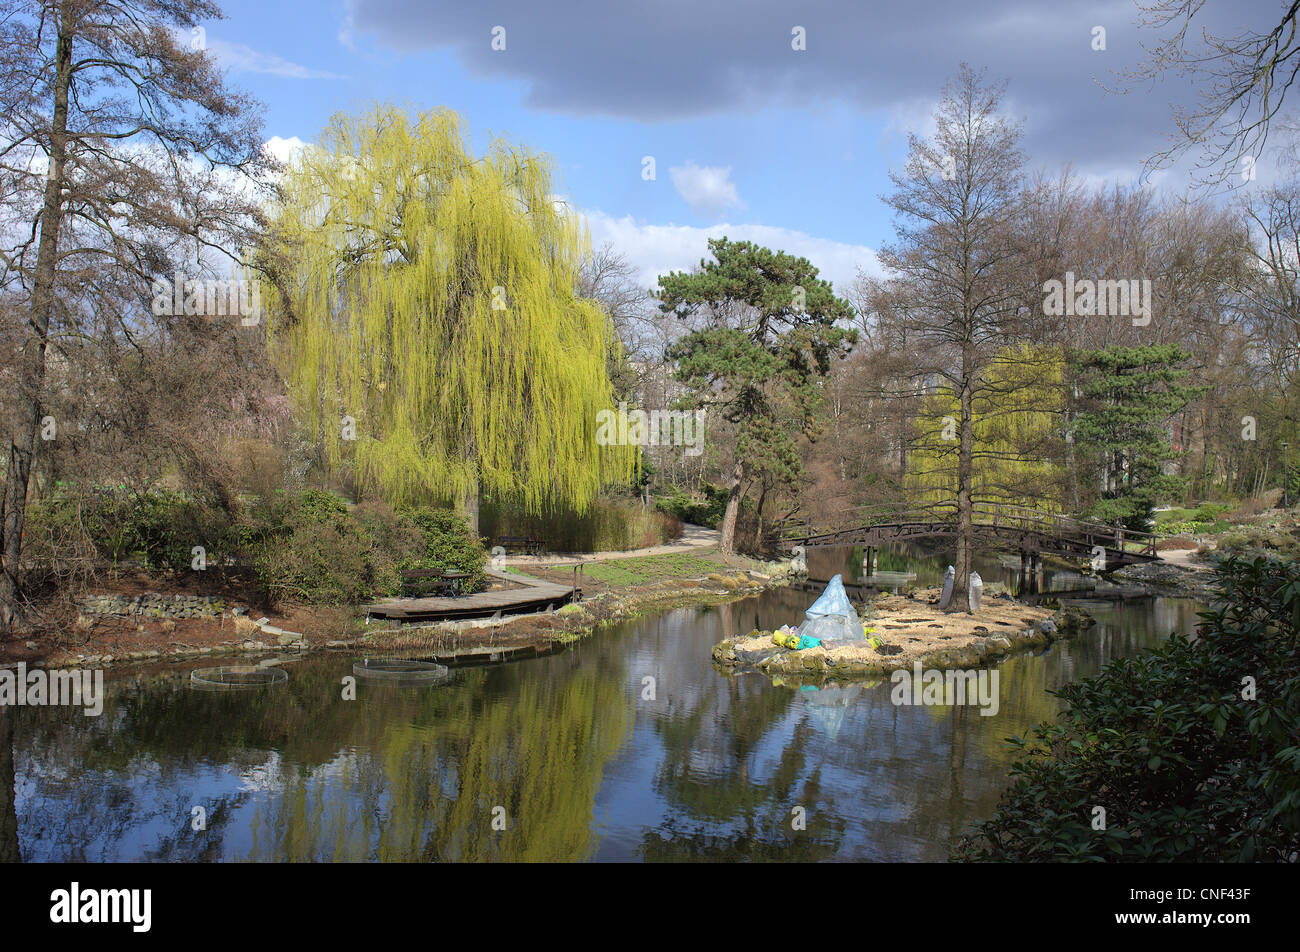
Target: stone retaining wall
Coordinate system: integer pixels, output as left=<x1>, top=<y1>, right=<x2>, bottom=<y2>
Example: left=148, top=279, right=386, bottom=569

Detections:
left=74, top=593, right=245, bottom=619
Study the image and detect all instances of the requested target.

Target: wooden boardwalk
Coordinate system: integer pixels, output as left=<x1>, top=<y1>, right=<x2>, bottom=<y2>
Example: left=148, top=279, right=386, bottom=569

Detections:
left=363, top=569, right=575, bottom=622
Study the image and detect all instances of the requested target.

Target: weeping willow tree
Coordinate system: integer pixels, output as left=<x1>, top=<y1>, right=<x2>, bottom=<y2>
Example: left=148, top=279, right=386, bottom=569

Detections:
left=261, top=106, right=634, bottom=530
left=907, top=344, right=1067, bottom=511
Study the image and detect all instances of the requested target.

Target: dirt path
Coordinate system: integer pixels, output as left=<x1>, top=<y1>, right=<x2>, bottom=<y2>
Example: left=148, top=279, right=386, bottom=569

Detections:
left=1155, top=548, right=1214, bottom=572
left=503, top=523, right=721, bottom=567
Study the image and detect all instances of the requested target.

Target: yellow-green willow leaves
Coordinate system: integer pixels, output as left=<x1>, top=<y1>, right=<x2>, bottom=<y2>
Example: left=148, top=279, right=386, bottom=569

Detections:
left=908, top=345, right=1067, bottom=509
left=262, top=105, right=634, bottom=513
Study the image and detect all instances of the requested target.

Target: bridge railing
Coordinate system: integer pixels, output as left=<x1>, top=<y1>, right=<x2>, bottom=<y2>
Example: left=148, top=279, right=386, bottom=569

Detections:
left=776, top=500, right=1158, bottom=557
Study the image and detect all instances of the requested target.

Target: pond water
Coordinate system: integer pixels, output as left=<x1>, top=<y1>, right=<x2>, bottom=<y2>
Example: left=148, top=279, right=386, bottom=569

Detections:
left=0, top=546, right=1203, bottom=862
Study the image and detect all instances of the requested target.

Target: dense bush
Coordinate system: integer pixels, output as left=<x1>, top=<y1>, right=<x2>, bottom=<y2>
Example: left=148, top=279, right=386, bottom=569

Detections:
left=23, top=487, right=488, bottom=606
left=397, top=506, right=489, bottom=589
left=953, top=555, right=1300, bottom=862
left=654, top=484, right=731, bottom=528
left=241, top=490, right=374, bottom=605
left=1154, top=503, right=1236, bottom=538
left=481, top=496, right=681, bottom=552
left=23, top=488, right=236, bottom=575
left=241, top=492, right=487, bottom=605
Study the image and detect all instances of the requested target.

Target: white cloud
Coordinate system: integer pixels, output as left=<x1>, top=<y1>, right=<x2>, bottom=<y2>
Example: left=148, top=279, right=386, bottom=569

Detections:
left=208, top=39, right=349, bottom=80
left=263, top=135, right=310, bottom=166
left=582, top=209, right=879, bottom=298
left=879, top=96, right=940, bottom=151
left=339, top=8, right=357, bottom=52
left=668, top=162, right=745, bottom=219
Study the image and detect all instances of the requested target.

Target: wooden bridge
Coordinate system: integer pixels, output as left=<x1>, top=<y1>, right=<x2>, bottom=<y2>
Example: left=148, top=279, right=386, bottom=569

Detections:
left=775, top=502, right=1160, bottom=571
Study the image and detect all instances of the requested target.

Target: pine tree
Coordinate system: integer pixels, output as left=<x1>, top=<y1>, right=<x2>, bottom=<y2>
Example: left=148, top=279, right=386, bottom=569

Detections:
left=1069, top=344, right=1206, bottom=530
left=657, top=238, right=855, bottom=553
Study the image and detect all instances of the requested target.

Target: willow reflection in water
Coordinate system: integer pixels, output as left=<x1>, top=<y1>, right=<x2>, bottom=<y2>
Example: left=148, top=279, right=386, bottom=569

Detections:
left=5, top=548, right=1201, bottom=862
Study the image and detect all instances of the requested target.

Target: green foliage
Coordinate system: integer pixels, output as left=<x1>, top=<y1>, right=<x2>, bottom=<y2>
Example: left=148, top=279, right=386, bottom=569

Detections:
left=1193, top=502, right=1233, bottom=522
left=1070, top=345, right=1207, bottom=527
left=262, top=105, right=634, bottom=516
left=23, top=487, right=488, bottom=606
left=241, top=490, right=371, bottom=605
left=24, top=489, right=235, bottom=574
left=953, top=555, right=1300, bottom=862
left=241, top=491, right=487, bottom=605
left=399, top=506, right=489, bottom=589
left=1154, top=503, right=1235, bottom=538
left=654, top=484, right=731, bottom=528
left=657, top=238, right=857, bottom=530
left=908, top=344, right=1066, bottom=509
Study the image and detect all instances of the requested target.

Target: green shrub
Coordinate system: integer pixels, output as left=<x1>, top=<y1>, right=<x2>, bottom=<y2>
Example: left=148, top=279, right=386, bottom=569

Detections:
left=24, top=486, right=490, bottom=606
left=953, top=555, right=1300, bottom=862
left=654, top=484, right=730, bottom=528
left=129, top=489, right=237, bottom=571
left=398, top=506, right=488, bottom=590
left=241, top=493, right=487, bottom=605
left=1155, top=519, right=1203, bottom=537
left=242, top=490, right=372, bottom=605
left=352, top=501, right=423, bottom=598
left=23, top=488, right=235, bottom=574
left=1192, top=502, right=1231, bottom=522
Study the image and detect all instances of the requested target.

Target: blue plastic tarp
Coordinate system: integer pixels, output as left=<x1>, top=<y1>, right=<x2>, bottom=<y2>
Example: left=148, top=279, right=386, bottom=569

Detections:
left=798, top=574, right=864, bottom=642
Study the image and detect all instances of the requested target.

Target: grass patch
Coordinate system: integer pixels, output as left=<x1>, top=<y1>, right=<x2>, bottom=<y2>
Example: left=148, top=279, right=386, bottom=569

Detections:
left=582, top=550, right=728, bottom=587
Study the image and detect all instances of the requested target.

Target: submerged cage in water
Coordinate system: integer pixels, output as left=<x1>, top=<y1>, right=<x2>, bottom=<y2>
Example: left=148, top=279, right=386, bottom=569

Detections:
left=352, top=658, right=450, bottom=683
left=190, top=665, right=289, bottom=690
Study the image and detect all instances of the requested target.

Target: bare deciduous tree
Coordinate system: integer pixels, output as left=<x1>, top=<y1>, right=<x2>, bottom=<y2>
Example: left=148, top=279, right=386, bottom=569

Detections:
left=1127, top=0, right=1300, bottom=187
left=0, top=0, right=270, bottom=631
left=866, top=64, right=1028, bottom=612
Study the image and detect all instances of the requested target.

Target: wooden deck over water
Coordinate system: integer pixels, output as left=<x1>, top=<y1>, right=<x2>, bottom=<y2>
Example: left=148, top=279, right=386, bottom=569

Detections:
left=363, top=569, right=575, bottom=621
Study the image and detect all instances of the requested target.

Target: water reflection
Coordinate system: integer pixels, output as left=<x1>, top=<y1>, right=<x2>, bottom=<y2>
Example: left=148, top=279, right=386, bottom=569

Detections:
left=6, top=546, right=1202, bottom=862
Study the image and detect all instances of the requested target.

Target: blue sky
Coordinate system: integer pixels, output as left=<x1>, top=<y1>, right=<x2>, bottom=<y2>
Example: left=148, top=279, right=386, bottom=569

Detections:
left=207, top=0, right=1277, bottom=294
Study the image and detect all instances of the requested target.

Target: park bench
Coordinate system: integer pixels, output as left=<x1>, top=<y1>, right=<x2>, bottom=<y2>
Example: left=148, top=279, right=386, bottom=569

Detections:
left=400, top=568, right=470, bottom=598
left=497, top=535, right=544, bottom=555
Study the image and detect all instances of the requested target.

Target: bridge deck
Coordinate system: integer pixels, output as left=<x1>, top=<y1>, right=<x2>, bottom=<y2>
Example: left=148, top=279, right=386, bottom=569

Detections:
left=777, top=503, right=1160, bottom=568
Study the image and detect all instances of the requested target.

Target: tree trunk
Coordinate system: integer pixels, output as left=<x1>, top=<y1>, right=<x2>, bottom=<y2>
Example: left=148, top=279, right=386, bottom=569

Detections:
left=462, top=481, right=480, bottom=538
left=948, top=351, right=974, bottom=614
left=0, top=710, right=19, bottom=863
left=1, top=25, right=72, bottom=633
left=459, top=433, right=480, bottom=537
left=719, top=458, right=744, bottom=555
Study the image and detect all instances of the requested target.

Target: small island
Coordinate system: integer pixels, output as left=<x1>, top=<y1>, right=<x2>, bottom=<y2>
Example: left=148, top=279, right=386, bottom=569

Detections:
left=712, top=586, right=1095, bottom=683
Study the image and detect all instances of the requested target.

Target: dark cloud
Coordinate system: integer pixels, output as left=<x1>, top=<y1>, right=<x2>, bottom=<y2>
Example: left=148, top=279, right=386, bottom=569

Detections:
left=344, top=0, right=1264, bottom=175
